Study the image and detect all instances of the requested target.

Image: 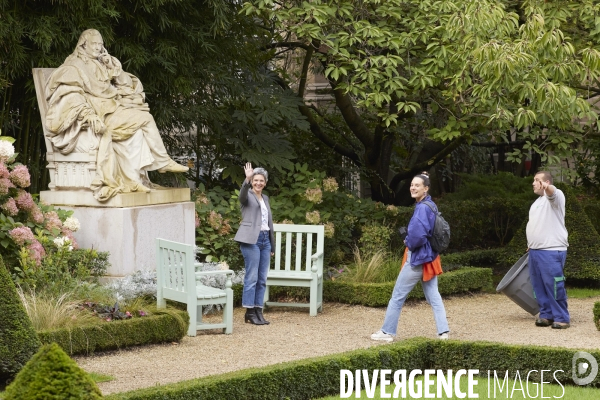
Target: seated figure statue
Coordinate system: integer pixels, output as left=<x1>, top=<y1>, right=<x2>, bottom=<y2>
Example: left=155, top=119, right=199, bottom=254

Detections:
left=44, top=29, right=188, bottom=201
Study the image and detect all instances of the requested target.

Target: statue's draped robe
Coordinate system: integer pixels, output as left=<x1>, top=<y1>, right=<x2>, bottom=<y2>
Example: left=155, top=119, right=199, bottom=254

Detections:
left=45, top=54, right=171, bottom=201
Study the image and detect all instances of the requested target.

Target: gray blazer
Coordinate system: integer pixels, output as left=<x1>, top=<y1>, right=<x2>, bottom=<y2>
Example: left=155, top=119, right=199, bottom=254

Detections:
left=233, top=180, right=276, bottom=248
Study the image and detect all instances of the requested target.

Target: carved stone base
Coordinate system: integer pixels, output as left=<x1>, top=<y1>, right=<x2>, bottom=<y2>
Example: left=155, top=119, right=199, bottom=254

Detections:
left=40, top=188, right=190, bottom=207
left=61, top=202, right=196, bottom=277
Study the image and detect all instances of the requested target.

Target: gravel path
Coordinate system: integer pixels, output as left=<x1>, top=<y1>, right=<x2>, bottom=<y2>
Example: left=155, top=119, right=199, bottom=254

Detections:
left=75, top=293, right=600, bottom=395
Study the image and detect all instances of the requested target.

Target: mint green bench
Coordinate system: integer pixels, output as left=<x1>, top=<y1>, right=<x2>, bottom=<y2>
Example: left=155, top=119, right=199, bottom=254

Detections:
left=264, top=224, right=325, bottom=316
left=156, top=238, right=233, bottom=336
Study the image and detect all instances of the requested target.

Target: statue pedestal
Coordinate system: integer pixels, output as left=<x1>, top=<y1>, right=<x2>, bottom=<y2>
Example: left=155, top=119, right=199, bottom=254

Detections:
left=42, top=189, right=195, bottom=277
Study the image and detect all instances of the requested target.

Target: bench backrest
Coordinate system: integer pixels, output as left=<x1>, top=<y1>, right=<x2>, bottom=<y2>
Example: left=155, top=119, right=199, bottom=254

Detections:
left=156, top=238, right=196, bottom=303
left=272, top=224, right=325, bottom=274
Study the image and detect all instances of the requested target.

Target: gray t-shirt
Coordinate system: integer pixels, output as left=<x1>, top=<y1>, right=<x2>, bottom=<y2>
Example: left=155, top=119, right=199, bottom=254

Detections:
left=526, top=188, right=568, bottom=251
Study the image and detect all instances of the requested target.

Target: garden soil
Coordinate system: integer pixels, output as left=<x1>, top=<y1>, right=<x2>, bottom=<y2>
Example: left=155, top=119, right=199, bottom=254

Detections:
left=75, top=293, right=600, bottom=395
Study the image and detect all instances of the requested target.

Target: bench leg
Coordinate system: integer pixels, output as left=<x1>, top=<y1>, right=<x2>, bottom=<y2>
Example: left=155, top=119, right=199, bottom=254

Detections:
left=310, top=278, right=318, bottom=316
left=263, top=285, right=270, bottom=308
left=157, top=293, right=166, bottom=309
left=224, top=288, right=233, bottom=334
left=187, top=302, right=197, bottom=337
left=317, top=278, right=323, bottom=313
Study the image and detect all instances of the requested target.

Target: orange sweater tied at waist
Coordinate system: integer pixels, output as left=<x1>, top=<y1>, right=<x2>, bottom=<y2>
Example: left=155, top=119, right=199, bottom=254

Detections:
left=401, top=247, right=443, bottom=281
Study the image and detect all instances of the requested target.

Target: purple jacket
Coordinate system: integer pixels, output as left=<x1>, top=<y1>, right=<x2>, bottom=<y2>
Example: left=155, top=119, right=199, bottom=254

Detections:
left=405, top=195, right=439, bottom=266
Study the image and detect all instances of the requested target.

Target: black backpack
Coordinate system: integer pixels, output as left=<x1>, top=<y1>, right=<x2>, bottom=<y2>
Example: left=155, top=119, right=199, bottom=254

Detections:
left=422, top=201, right=451, bottom=253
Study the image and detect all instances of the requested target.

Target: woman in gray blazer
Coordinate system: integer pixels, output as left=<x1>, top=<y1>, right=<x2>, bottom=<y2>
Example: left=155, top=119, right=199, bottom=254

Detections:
left=233, top=163, right=275, bottom=325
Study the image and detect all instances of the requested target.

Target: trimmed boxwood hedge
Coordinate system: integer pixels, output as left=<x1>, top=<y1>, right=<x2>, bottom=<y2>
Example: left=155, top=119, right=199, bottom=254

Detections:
left=0, top=255, right=41, bottom=386
left=3, top=343, right=102, bottom=400
left=104, top=338, right=600, bottom=400
left=595, top=302, right=600, bottom=331
left=38, top=309, right=188, bottom=356
left=323, top=267, right=493, bottom=307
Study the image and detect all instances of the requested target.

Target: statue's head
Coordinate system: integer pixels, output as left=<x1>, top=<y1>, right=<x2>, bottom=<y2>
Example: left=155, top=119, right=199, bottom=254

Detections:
left=75, top=29, right=105, bottom=59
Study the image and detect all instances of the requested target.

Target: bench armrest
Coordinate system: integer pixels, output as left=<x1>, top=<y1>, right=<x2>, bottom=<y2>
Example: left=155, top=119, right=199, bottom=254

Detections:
left=194, top=269, right=234, bottom=277
left=310, top=251, right=324, bottom=273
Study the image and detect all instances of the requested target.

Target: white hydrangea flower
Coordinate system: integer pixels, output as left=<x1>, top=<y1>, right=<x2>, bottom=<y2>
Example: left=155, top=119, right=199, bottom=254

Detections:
left=63, top=216, right=81, bottom=232
left=0, top=140, right=15, bottom=161
left=53, top=236, right=73, bottom=251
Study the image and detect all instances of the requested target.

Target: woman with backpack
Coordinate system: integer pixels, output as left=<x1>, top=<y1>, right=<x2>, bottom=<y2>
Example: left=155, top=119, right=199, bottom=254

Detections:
left=371, top=172, right=450, bottom=342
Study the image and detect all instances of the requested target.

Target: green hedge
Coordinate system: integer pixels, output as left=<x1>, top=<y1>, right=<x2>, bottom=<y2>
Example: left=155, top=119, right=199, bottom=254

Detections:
left=441, top=248, right=505, bottom=271
left=104, top=339, right=600, bottom=400
left=439, top=197, right=531, bottom=251
left=323, top=268, right=493, bottom=307
left=37, top=310, right=188, bottom=356
left=595, top=302, right=600, bottom=331
left=0, top=255, right=41, bottom=386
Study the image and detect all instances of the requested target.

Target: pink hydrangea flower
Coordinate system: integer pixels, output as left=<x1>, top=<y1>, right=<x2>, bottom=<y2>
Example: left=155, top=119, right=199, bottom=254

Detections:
left=44, top=211, right=63, bottom=232
left=195, top=212, right=200, bottom=228
left=0, top=177, right=14, bottom=195
left=15, top=190, right=35, bottom=211
left=1, top=198, right=18, bottom=216
left=9, top=226, right=35, bottom=246
left=27, top=239, right=46, bottom=266
left=0, top=162, right=9, bottom=179
left=29, top=206, right=44, bottom=224
left=10, top=165, right=31, bottom=188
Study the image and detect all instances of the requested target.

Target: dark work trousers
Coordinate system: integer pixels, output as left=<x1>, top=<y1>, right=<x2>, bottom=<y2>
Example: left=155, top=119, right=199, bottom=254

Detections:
left=528, top=249, right=570, bottom=323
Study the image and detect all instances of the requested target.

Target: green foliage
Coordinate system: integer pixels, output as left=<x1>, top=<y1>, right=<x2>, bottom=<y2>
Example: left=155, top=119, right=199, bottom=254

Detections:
left=440, top=172, right=536, bottom=202
left=435, top=198, right=530, bottom=250
left=325, top=268, right=493, bottom=307
left=338, top=249, right=403, bottom=284
left=504, top=183, right=600, bottom=283
left=594, top=302, right=600, bottom=331
left=38, top=309, right=188, bottom=356
left=437, top=172, right=534, bottom=248
left=0, top=255, right=40, bottom=386
left=11, top=248, right=110, bottom=296
left=105, top=338, right=600, bottom=399
left=581, top=197, right=600, bottom=236
left=3, top=343, right=102, bottom=400
left=441, top=248, right=505, bottom=271
left=241, top=0, right=600, bottom=204
left=358, top=224, right=394, bottom=255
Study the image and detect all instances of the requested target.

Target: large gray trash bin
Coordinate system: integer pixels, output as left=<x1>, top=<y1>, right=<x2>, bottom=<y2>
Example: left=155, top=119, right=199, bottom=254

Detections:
left=496, top=253, right=539, bottom=315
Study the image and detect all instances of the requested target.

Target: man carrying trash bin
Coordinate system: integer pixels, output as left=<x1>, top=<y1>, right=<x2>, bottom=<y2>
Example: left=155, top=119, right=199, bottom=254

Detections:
left=526, top=171, right=570, bottom=329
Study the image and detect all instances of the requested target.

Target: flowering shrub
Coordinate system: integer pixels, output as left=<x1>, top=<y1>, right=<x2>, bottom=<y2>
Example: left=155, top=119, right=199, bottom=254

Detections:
left=0, top=138, right=82, bottom=269
left=0, top=137, right=110, bottom=295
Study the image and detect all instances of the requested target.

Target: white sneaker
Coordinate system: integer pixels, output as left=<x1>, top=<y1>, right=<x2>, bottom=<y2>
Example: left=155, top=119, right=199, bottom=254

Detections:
left=438, top=332, right=449, bottom=340
left=371, top=330, right=393, bottom=342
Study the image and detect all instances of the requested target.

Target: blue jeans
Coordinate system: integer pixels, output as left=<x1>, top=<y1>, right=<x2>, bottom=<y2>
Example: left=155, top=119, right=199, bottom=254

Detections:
left=528, top=249, right=569, bottom=323
left=240, top=231, right=271, bottom=308
left=381, top=251, right=449, bottom=336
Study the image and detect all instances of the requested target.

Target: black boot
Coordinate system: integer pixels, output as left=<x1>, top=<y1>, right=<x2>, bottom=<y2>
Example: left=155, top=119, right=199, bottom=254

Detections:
left=244, top=308, right=264, bottom=325
left=255, top=307, right=270, bottom=325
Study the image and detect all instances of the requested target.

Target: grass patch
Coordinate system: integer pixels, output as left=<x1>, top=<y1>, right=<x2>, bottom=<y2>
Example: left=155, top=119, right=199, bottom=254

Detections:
left=89, top=372, right=115, bottom=383
left=319, top=374, right=598, bottom=399
left=566, top=287, right=600, bottom=299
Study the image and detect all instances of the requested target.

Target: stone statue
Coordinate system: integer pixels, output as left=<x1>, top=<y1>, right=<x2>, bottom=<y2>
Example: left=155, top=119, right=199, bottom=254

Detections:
left=44, top=29, right=188, bottom=201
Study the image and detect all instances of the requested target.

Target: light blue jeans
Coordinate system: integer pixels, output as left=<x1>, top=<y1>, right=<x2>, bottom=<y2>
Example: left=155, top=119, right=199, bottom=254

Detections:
left=240, top=231, right=271, bottom=308
left=381, top=251, right=449, bottom=336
